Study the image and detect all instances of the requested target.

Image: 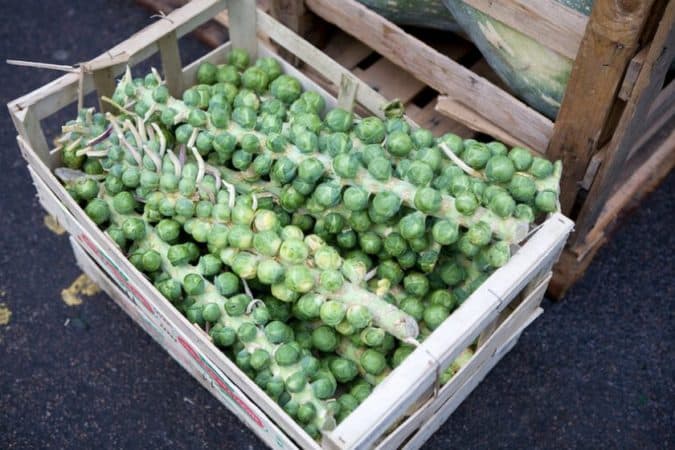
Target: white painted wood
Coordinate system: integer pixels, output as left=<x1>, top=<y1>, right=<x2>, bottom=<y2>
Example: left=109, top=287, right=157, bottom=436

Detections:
left=227, top=0, right=259, bottom=58
left=337, top=73, right=359, bottom=112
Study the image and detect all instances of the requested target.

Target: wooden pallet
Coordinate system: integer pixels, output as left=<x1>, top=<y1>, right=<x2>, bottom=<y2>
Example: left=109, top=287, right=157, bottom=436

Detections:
left=8, top=1, right=574, bottom=448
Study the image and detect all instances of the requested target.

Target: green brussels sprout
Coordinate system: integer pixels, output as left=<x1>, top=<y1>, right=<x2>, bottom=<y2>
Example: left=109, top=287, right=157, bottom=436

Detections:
left=280, top=225, right=304, bottom=241
left=439, top=260, right=465, bottom=286
left=487, top=241, right=511, bottom=268
left=200, top=303, right=221, bottom=323
left=411, top=128, right=434, bottom=148
left=181, top=273, right=204, bottom=296
left=292, top=129, right=319, bottom=153
left=406, top=161, right=434, bottom=187
left=508, top=174, right=537, bottom=203
left=333, top=153, right=360, bottom=179
left=508, top=146, right=533, bottom=171
left=458, top=235, right=480, bottom=257
left=198, top=254, right=222, bottom=277
left=185, top=304, right=204, bottom=326
left=423, top=304, right=449, bottom=330
left=294, top=293, right=325, bottom=320
left=252, top=230, right=281, bottom=257
left=357, top=231, right=381, bottom=255
left=360, top=327, right=386, bottom=347
left=429, top=289, right=457, bottom=310
left=210, top=325, right=236, bottom=348
left=385, top=117, right=410, bottom=134
left=106, top=226, right=127, bottom=249
left=455, top=191, right=479, bottom=216
left=83, top=158, right=103, bottom=176
left=529, top=157, right=554, bottom=179
left=355, top=117, right=386, bottom=144
left=296, top=157, right=324, bottom=184
left=435, top=134, right=462, bottom=157
left=241, top=66, right=269, bottom=94
left=294, top=401, right=316, bottom=425
left=291, top=213, right=314, bottom=232
left=403, top=272, right=430, bottom=297
left=319, top=270, right=344, bottom=292
left=249, top=348, right=271, bottom=371
left=312, top=325, right=339, bottom=352
left=300, top=355, right=321, bottom=377
left=324, top=132, right=352, bottom=157
left=399, top=212, right=426, bottom=240
left=360, top=144, right=385, bottom=167
left=270, top=157, right=297, bottom=185
left=386, top=130, right=414, bottom=157
left=320, top=301, right=346, bottom=327
left=360, top=349, right=387, bottom=375
left=535, top=190, right=558, bottom=213
left=466, top=222, right=492, bottom=246
left=325, top=108, right=354, bottom=132
left=346, top=304, right=371, bottom=329
left=321, top=212, right=344, bottom=234
left=311, top=370, right=337, bottom=400
left=227, top=48, right=250, bottom=70
left=227, top=225, right=253, bottom=250
left=350, top=381, right=373, bottom=402
left=279, top=186, right=305, bottom=211
left=514, top=204, right=535, bottom=223
left=237, top=322, right=258, bottom=343
left=489, top=192, right=516, bottom=218
left=313, top=182, right=342, bottom=208
left=449, top=173, right=471, bottom=196
left=167, top=244, right=190, bottom=266
left=336, top=230, right=357, bottom=249
left=206, top=224, right=230, bottom=253
left=138, top=250, right=160, bottom=273
left=266, top=133, right=289, bottom=153
left=196, top=61, right=217, bottom=84
left=104, top=175, right=124, bottom=196
left=343, top=186, right=369, bottom=211
left=270, top=74, right=302, bottom=104
left=215, top=64, right=240, bottom=86
left=284, top=265, right=315, bottom=293
left=432, top=219, right=459, bottom=246
left=264, top=320, right=294, bottom=344
left=485, top=155, right=516, bottom=183
left=213, top=132, right=237, bottom=159
left=370, top=191, right=401, bottom=220
left=462, top=142, right=491, bottom=169
left=367, top=157, right=392, bottom=181
left=486, top=141, right=508, bottom=156
left=120, top=217, right=145, bottom=241
left=414, top=187, right=442, bottom=214
left=256, top=258, right=284, bottom=284
left=121, top=166, right=141, bottom=189
left=278, top=238, right=309, bottom=265
left=330, top=358, right=359, bottom=383
left=231, top=106, right=257, bottom=129
left=235, top=349, right=252, bottom=371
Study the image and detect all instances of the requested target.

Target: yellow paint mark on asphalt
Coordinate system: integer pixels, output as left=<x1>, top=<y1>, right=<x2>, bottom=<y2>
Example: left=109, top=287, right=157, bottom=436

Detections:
left=61, top=274, right=101, bottom=306
left=44, top=214, right=66, bottom=235
left=0, top=304, right=11, bottom=325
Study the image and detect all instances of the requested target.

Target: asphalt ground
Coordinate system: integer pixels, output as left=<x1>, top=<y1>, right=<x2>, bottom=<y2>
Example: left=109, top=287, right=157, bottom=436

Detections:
left=1, top=1, right=673, bottom=448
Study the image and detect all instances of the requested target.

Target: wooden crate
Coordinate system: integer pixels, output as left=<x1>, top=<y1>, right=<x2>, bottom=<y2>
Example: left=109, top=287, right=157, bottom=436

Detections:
left=259, top=0, right=675, bottom=299
left=8, top=0, right=574, bottom=448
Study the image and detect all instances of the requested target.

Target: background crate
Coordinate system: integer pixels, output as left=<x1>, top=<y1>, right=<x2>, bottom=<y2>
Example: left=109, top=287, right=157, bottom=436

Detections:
left=8, top=0, right=573, bottom=447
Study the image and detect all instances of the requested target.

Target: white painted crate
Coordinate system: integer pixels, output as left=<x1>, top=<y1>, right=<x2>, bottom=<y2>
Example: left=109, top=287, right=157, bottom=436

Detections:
left=9, top=1, right=574, bottom=448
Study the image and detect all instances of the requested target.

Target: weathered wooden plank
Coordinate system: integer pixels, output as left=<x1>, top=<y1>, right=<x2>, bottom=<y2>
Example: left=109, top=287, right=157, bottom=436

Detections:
left=322, top=31, right=373, bottom=70
left=547, top=0, right=658, bottom=213
left=618, top=47, right=648, bottom=101
left=8, top=105, right=52, bottom=168
left=227, top=0, right=258, bottom=58
left=354, top=58, right=425, bottom=104
left=406, top=101, right=474, bottom=137
left=305, top=0, right=554, bottom=152
left=158, top=31, right=184, bottom=97
left=461, top=0, right=588, bottom=59
left=571, top=1, right=675, bottom=247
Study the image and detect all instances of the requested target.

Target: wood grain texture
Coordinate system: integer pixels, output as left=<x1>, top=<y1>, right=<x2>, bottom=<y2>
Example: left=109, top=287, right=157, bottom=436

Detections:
left=461, top=0, right=588, bottom=59
left=158, top=31, right=184, bottom=97
left=305, top=0, right=554, bottom=153
left=571, top=1, right=675, bottom=247
left=546, top=0, right=658, bottom=213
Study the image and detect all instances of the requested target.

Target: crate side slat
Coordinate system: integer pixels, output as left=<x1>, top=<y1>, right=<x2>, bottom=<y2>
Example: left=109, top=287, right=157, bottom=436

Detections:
left=158, top=31, right=185, bottom=96
left=377, top=273, right=550, bottom=449
left=7, top=0, right=225, bottom=120
left=461, top=0, right=588, bottom=59
left=402, top=307, right=544, bottom=450
left=19, top=138, right=321, bottom=450
left=227, top=0, right=259, bottom=58
left=304, top=0, right=554, bottom=153
left=68, top=236, right=300, bottom=450
left=8, top=105, right=53, bottom=169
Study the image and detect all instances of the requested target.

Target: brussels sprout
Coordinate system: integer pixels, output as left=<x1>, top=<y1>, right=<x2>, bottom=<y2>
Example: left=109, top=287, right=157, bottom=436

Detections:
left=185, top=304, right=205, bottom=325
left=346, top=304, right=371, bottom=329
left=331, top=153, right=359, bottom=179
left=466, top=222, right=492, bottom=246
left=262, top=321, right=292, bottom=345
left=228, top=225, right=253, bottom=249
left=215, top=64, right=240, bottom=86
left=198, top=254, right=222, bottom=277
left=327, top=358, right=357, bottom=384
left=439, top=260, right=465, bottom=286
left=293, top=293, right=324, bottom=321
left=235, top=323, right=257, bottom=344
left=414, top=187, right=442, bottom=214
left=181, top=273, right=204, bottom=296
left=360, top=327, right=386, bottom=347
left=424, top=304, right=450, bottom=330
left=280, top=225, right=304, bottom=241
left=256, top=259, right=284, bottom=285
left=199, top=302, right=221, bottom=323
left=325, top=108, right=353, bottom=132
left=403, top=272, right=430, bottom=297
left=385, top=130, right=413, bottom=157
left=391, top=346, right=414, bottom=368
left=269, top=157, right=297, bottom=185
left=514, top=204, right=535, bottom=223
left=195, top=61, right=217, bottom=84
left=284, top=265, right=315, bottom=293
left=405, top=160, right=434, bottom=187
left=489, top=192, right=516, bottom=218
left=350, top=381, right=373, bottom=402
left=439, top=133, right=464, bottom=156
left=248, top=348, right=271, bottom=371
left=430, top=219, right=458, bottom=246
left=227, top=48, right=250, bottom=70
left=487, top=241, right=511, bottom=268
left=455, top=191, right=479, bottom=216
left=210, top=325, right=236, bottom=348
left=343, top=186, right=369, bottom=211
left=231, top=252, right=258, bottom=279
left=508, top=146, right=533, bottom=171
left=367, top=157, right=392, bottom=181
left=312, top=325, right=339, bottom=352
left=535, top=190, right=558, bottom=213
left=336, top=230, right=357, bottom=250
left=529, top=157, right=554, bottom=179
left=241, top=66, right=269, bottom=94
left=232, top=106, right=257, bottom=129
left=485, top=155, right=516, bottom=183
left=462, top=142, right=491, bottom=169
left=355, top=117, right=386, bottom=144
left=380, top=233, right=406, bottom=258
left=251, top=230, right=281, bottom=256
left=411, top=128, right=434, bottom=149
left=376, top=260, right=404, bottom=286
left=270, top=74, right=302, bottom=104
left=120, top=217, right=144, bottom=241
left=399, top=212, right=426, bottom=240
left=319, top=270, right=343, bottom=292
left=319, top=301, right=346, bottom=327
left=278, top=238, right=308, bottom=265
left=508, top=173, right=537, bottom=203
left=448, top=174, right=471, bottom=197
left=429, top=289, right=457, bottom=310
left=458, top=235, right=481, bottom=258
left=313, top=182, right=342, bottom=208
left=360, top=349, right=387, bottom=375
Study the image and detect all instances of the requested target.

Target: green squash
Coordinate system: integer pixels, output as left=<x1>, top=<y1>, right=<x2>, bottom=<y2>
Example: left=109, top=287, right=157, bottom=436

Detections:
left=357, top=0, right=461, bottom=32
